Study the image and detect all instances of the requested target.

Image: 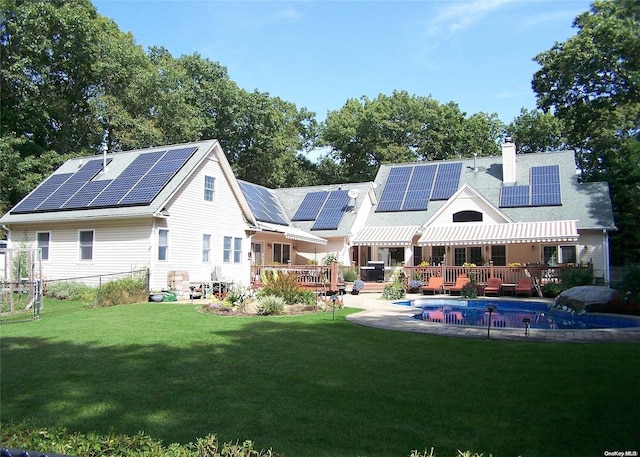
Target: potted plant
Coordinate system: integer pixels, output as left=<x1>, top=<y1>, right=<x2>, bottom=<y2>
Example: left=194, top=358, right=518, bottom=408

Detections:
left=351, top=279, right=365, bottom=295
left=342, top=267, right=357, bottom=286
left=408, top=279, right=423, bottom=293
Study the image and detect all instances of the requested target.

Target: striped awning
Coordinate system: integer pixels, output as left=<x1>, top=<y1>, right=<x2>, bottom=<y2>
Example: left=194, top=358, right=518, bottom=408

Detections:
left=257, top=222, right=327, bottom=245
left=351, top=226, right=420, bottom=246
left=417, top=220, right=579, bottom=246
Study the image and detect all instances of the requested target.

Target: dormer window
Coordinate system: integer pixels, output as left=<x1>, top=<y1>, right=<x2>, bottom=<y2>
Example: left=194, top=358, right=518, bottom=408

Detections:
left=453, top=210, right=483, bottom=223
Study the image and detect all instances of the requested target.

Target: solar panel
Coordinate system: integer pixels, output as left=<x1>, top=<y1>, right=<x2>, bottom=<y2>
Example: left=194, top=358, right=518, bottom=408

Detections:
left=376, top=166, right=412, bottom=212
left=239, top=181, right=289, bottom=225
left=11, top=173, right=74, bottom=213
left=402, top=164, right=436, bottom=211
left=37, top=160, right=108, bottom=211
left=312, top=190, right=350, bottom=230
left=292, top=191, right=329, bottom=221
left=430, top=162, right=462, bottom=200
left=500, top=185, right=530, bottom=207
left=63, top=180, right=112, bottom=208
left=119, top=172, right=174, bottom=205
left=531, top=165, right=561, bottom=206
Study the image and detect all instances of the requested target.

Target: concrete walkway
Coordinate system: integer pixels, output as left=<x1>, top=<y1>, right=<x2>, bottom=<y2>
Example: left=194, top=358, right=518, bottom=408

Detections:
left=341, top=292, right=640, bottom=343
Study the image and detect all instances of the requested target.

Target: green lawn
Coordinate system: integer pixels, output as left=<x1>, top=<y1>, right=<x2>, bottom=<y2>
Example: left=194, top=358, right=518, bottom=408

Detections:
left=1, top=299, right=639, bottom=457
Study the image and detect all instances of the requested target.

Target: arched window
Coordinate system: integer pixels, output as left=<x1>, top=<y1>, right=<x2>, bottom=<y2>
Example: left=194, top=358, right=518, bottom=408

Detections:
left=453, top=210, right=483, bottom=223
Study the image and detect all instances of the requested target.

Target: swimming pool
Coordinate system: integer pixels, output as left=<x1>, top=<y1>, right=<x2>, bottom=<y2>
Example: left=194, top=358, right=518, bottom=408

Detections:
left=396, top=298, right=640, bottom=330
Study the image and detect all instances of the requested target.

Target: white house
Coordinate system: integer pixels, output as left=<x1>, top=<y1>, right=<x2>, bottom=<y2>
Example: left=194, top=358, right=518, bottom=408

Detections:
left=0, top=138, right=616, bottom=291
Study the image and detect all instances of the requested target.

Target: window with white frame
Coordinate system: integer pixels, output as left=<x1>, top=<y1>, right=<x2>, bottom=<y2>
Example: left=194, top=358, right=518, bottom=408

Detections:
left=37, top=232, right=50, bottom=261
left=79, top=230, right=94, bottom=261
left=234, top=237, right=242, bottom=263
left=224, top=236, right=243, bottom=263
left=158, top=229, right=169, bottom=261
left=202, top=234, right=211, bottom=263
left=272, top=242, right=291, bottom=264
left=204, top=176, right=215, bottom=202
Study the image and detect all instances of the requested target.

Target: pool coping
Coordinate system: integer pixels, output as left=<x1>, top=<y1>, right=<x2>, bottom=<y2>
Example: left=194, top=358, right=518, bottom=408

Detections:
left=343, top=294, right=640, bottom=343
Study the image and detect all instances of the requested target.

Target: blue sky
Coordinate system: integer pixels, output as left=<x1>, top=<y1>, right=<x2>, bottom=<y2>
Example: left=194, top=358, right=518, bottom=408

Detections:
left=93, top=0, right=592, bottom=124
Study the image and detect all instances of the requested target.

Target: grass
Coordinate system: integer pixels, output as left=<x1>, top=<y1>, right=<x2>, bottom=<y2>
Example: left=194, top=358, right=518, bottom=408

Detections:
left=1, top=298, right=639, bottom=457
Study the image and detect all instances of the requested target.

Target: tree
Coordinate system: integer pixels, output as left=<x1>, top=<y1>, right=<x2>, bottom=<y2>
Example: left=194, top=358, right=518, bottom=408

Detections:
left=532, top=0, right=640, bottom=264
left=506, top=108, right=567, bottom=153
left=321, top=91, right=503, bottom=182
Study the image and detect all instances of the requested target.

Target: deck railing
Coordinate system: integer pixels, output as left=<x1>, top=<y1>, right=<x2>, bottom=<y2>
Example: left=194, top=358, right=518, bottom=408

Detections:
left=251, top=262, right=592, bottom=290
left=251, top=262, right=339, bottom=291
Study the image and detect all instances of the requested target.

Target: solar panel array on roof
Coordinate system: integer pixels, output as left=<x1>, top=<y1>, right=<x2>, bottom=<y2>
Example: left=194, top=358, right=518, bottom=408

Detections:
left=292, top=191, right=329, bottom=221
left=431, top=162, right=462, bottom=200
left=10, top=146, right=197, bottom=214
left=311, top=190, right=350, bottom=230
left=239, top=181, right=289, bottom=226
left=376, top=162, right=461, bottom=212
left=499, top=165, right=562, bottom=208
left=531, top=165, right=561, bottom=206
left=500, top=185, right=530, bottom=207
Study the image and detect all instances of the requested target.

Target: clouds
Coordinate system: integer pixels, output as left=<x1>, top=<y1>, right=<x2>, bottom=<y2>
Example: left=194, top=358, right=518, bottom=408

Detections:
left=428, top=0, right=514, bottom=35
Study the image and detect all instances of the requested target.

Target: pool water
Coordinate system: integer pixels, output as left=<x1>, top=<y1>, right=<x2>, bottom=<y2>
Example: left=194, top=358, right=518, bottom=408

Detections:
left=397, top=298, right=640, bottom=330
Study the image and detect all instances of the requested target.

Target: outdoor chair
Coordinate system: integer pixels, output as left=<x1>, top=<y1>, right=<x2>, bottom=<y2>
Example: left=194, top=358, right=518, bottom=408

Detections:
left=484, top=277, right=502, bottom=296
left=447, top=275, right=470, bottom=295
left=515, top=277, right=533, bottom=297
left=421, top=276, right=444, bottom=295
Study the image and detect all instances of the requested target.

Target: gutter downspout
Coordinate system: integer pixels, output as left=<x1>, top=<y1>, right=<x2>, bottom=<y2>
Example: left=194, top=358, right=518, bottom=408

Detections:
left=603, top=229, right=610, bottom=285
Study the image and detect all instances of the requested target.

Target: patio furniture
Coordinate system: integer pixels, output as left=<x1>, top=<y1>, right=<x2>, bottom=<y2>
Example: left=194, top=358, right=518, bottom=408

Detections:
left=446, top=274, right=470, bottom=295
left=421, top=276, right=444, bottom=295
left=484, top=277, right=502, bottom=296
left=515, top=277, right=534, bottom=297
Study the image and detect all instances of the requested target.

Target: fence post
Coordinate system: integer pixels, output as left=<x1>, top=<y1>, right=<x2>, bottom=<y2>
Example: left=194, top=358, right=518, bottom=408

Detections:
left=330, top=261, right=338, bottom=292
left=97, top=276, right=102, bottom=306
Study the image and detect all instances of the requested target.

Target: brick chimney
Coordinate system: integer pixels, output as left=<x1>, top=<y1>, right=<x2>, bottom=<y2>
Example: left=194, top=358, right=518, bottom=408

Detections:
left=502, top=137, right=517, bottom=184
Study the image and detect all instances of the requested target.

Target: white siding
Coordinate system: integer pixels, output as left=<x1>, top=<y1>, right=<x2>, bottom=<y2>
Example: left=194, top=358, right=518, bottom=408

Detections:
left=152, top=155, right=251, bottom=290
left=8, top=218, right=152, bottom=286
left=578, top=229, right=609, bottom=282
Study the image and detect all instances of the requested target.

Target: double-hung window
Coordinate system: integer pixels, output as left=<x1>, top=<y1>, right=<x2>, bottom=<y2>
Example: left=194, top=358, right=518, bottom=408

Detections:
left=37, top=232, right=50, bottom=261
left=158, top=229, right=169, bottom=261
left=224, top=236, right=242, bottom=264
left=202, top=234, right=211, bottom=263
left=204, top=176, right=215, bottom=202
left=79, top=230, right=94, bottom=261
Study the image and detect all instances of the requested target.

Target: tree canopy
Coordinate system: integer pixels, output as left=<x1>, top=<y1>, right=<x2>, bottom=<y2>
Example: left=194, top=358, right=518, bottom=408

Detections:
left=532, top=0, right=640, bottom=264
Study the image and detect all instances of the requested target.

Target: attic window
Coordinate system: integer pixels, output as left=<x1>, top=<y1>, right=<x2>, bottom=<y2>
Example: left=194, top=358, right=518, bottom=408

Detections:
left=453, top=210, right=482, bottom=223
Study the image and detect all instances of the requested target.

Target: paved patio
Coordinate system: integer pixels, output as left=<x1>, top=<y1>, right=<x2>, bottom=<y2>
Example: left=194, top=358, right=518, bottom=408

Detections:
left=341, top=292, right=640, bottom=343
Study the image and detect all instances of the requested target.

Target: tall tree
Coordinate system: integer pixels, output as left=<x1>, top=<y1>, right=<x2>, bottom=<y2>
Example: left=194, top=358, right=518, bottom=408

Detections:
left=506, top=108, right=567, bottom=154
left=532, top=0, right=640, bottom=264
left=321, top=91, right=503, bottom=182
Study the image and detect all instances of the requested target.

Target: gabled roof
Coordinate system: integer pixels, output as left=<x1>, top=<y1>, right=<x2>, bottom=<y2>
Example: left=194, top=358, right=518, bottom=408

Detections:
left=0, top=140, right=232, bottom=224
left=272, top=182, right=372, bottom=238
left=365, top=150, right=616, bottom=231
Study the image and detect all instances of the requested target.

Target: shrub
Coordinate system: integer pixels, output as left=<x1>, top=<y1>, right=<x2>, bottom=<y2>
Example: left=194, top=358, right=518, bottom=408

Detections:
left=44, top=280, right=96, bottom=302
left=98, top=275, right=148, bottom=307
left=542, top=282, right=563, bottom=298
left=381, top=279, right=406, bottom=300
left=259, top=270, right=303, bottom=305
left=2, top=420, right=277, bottom=457
left=225, top=285, right=254, bottom=306
left=560, top=267, right=593, bottom=288
left=341, top=266, right=357, bottom=282
left=294, top=288, right=317, bottom=306
left=460, top=274, right=477, bottom=298
left=257, top=295, right=286, bottom=315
